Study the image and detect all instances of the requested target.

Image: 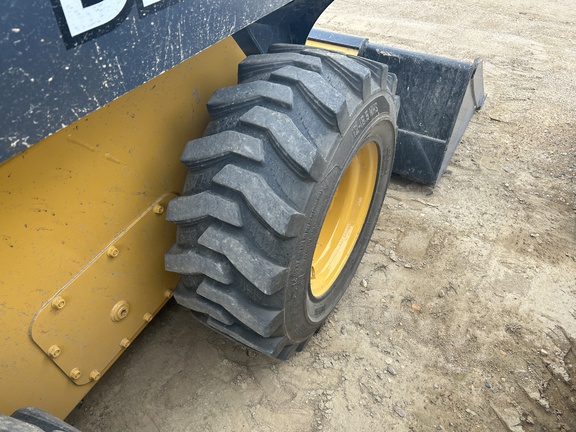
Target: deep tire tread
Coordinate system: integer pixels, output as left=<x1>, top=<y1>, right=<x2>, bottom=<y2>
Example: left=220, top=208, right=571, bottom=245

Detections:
left=270, top=65, right=349, bottom=133
left=197, top=278, right=283, bottom=338
left=207, top=81, right=293, bottom=120
left=347, top=55, right=390, bottom=90
left=173, top=280, right=236, bottom=325
left=239, top=106, right=327, bottom=181
left=300, top=48, right=373, bottom=100
left=198, top=224, right=289, bottom=295
left=165, top=245, right=233, bottom=285
left=212, top=163, right=305, bottom=238
left=267, top=43, right=307, bottom=54
left=180, top=130, right=264, bottom=169
left=166, top=191, right=242, bottom=227
left=168, top=44, right=397, bottom=360
left=204, top=316, right=288, bottom=357
left=238, top=53, right=323, bottom=82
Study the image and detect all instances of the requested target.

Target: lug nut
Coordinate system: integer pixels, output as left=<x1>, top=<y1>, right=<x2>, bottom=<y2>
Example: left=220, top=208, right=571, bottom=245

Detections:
left=106, top=246, right=119, bottom=257
left=48, top=345, right=61, bottom=358
left=51, top=296, right=66, bottom=310
left=70, top=368, right=81, bottom=380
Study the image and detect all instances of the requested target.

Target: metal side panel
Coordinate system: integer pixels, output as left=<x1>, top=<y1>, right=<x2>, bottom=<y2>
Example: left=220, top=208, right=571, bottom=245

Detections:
left=0, top=36, right=245, bottom=419
left=309, top=29, right=486, bottom=185
left=361, top=44, right=485, bottom=185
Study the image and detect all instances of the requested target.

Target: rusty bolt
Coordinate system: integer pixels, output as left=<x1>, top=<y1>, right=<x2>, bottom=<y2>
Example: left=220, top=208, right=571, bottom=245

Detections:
left=106, top=246, right=119, bottom=257
left=48, top=345, right=61, bottom=358
left=153, top=204, right=165, bottom=215
left=89, top=370, right=101, bottom=381
left=143, top=312, right=153, bottom=322
left=120, top=338, right=131, bottom=348
left=70, top=368, right=81, bottom=380
left=51, top=296, right=66, bottom=310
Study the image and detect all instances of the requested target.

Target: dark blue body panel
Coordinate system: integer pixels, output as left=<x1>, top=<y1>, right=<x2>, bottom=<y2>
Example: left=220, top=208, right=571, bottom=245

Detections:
left=0, top=0, right=313, bottom=163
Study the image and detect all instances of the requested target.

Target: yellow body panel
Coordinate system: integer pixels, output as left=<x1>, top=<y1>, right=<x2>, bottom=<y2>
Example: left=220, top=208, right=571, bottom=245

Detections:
left=0, top=37, right=245, bottom=418
left=30, top=193, right=177, bottom=386
left=306, top=39, right=359, bottom=55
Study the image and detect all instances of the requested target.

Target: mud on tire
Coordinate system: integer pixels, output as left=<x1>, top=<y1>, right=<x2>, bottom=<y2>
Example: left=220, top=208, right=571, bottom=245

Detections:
left=165, top=44, right=398, bottom=359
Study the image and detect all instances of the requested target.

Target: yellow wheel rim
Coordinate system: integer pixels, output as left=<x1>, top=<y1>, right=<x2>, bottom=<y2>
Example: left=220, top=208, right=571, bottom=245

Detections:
left=310, top=141, right=379, bottom=298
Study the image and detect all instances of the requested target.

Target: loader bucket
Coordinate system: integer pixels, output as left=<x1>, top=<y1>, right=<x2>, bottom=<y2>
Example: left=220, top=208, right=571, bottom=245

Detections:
left=309, top=29, right=486, bottom=185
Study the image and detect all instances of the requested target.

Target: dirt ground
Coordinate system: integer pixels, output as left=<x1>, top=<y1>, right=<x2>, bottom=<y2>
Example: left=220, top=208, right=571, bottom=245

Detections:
left=67, top=1, right=576, bottom=431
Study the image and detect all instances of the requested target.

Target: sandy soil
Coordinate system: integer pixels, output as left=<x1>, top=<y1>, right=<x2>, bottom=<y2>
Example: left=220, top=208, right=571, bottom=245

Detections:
left=67, top=1, right=576, bottom=430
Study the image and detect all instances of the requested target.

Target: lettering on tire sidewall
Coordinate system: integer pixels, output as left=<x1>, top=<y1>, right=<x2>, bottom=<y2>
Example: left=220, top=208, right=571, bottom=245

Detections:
left=351, top=101, right=380, bottom=139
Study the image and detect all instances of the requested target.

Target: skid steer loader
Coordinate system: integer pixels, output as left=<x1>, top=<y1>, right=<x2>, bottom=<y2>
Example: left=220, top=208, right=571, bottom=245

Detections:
left=0, top=0, right=484, bottom=429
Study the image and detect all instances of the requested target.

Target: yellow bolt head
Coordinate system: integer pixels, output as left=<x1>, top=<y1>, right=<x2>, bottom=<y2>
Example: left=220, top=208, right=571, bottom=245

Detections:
left=143, top=312, right=153, bottom=322
left=89, top=370, right=101, bottom=381
left=48, top=345, right=61, bottom=358
left=153, top=204, right=165, bottom=214
left=120, top=338, right=131, bottom=348
left=164, top=289, right=173, bottom=299
left=106, top=246, right=119, bottom=257
left=51, top=296, right=66, bottom=310
left=70, top=368, right=81, bottom=380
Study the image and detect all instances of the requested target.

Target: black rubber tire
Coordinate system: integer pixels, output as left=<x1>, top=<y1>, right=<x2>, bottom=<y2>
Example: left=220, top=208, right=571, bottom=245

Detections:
left=165, top=44, right=398, bottom=360
left=6, top=407, right=81, bottom=432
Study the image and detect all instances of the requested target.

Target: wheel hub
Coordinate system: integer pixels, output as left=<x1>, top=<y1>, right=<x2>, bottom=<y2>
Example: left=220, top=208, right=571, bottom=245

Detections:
left=310, top=141, right=379, bottom=298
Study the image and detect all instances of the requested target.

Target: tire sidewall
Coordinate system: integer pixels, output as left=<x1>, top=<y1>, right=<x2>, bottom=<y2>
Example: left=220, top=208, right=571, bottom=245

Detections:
left=284, top=92, right=396, bottom=342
